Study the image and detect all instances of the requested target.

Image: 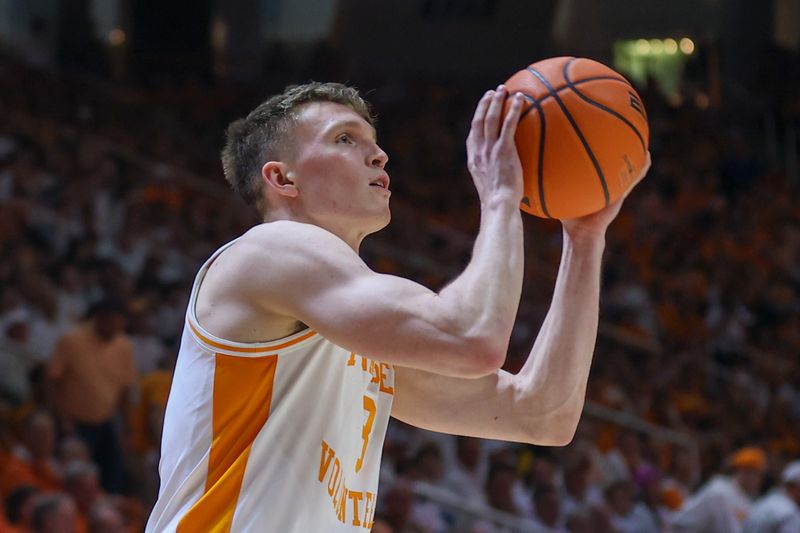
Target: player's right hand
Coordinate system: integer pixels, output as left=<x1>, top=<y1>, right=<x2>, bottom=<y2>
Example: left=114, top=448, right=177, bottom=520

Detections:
left=466, top=85, right=525, bottom=207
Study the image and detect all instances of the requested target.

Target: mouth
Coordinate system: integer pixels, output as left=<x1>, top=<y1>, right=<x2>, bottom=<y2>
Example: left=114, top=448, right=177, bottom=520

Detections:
left=369, top=174, right=391, bottom=190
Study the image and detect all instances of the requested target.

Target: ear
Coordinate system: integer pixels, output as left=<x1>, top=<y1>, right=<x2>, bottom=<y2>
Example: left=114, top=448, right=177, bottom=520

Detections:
left=262, top=161, right=299, bottom=198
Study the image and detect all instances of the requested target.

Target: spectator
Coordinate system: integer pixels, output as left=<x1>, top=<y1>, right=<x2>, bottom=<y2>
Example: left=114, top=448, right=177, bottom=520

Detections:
left=129, top=353, right=173, bottom=505
left=10, top=410, right=63, bottom=493
left=86, top=501, right=126, bottom=533
left=484, top=464, right=520, bottom=516
left=661, top=447, right=700, bottom=511
left=0, top=310, right=38, bottom=407
left=63, top=461, right=102, bottom=528
left=409, top=443, right=449, bottom=532
left=671, top=447, right=767, bottom=532
left=564, top=508, right=593, bottom=533
left=30, top=493, right=77, bottom=533
left=744, top=460, right=800, bottom=533
left=443, top=437, right=486, bottom=509
left=604, top=479, right=660, bottom=533
left=414, top=442, right=446, bottom=487
left=4, top=484, right=40, bottom=532
left=635, top=464, right=669, bottom=530
left=531, top=483, right=566, bottom=532
left=377, top=481, right=414, bottom=533
left=46, top=298, right=137, bottom=493
left=561, top=452, right=600, bottom=518
left=58, top=436, right=90, bottom=466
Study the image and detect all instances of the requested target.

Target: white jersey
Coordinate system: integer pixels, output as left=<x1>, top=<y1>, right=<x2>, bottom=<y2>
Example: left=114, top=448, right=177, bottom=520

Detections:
left=146, top=240, right=395, bottom=532
left=670, top=475, right=752, bottom=533
left=744, top=489, right=800, bottom=533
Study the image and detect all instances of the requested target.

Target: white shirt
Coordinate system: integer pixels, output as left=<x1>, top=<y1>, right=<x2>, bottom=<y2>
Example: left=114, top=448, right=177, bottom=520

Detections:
left=744, top=489, right=800, bottom=533
left=671, top=475, right=752, bottom=533
left=611, top=503, right=660, bottom=533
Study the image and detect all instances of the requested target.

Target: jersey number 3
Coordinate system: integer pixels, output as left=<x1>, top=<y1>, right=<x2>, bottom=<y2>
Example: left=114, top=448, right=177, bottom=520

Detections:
left=355, top=395, right=376, bottom=473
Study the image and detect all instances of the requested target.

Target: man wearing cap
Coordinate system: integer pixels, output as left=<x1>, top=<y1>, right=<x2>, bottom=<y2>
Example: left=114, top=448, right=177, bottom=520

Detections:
left=670, top=447, right=767, bottom=533
left=743, top=461, right=800, bottom=533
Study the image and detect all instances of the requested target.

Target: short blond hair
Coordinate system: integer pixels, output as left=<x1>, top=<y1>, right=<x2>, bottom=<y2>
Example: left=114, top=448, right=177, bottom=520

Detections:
left=220, top=82, right=374, bottom=215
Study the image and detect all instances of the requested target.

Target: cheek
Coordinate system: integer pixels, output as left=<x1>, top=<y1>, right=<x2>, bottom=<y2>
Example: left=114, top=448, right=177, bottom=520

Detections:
left=298, top=153, right=360, bottom=200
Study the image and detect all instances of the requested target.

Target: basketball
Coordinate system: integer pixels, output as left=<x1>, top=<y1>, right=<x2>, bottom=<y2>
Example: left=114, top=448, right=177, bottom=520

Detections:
left=504, top=56, right=650, bottom=219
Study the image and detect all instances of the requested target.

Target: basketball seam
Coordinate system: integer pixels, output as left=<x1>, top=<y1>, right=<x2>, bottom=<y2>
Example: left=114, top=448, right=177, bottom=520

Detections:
left=519, top=77, right=630, bottom=118
left=536, top=102, right=549, bottom=218
left=521, top=75, right=631, bottom=108
left=519, top=96, right=550, bottom=218
left=525, top=66, right=610, bottom=207
left=562, top=58, right=647, bottom=155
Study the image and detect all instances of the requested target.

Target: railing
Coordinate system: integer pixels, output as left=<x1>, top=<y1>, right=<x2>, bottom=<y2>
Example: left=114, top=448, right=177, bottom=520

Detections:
left=409, top=480, right=541, bottom=533
left=407, top=402, right=698, bottom=533
left=582, top=401, right=696, bottom=452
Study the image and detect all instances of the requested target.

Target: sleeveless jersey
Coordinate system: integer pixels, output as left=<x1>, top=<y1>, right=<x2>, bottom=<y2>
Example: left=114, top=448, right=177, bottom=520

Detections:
left=146, top=239, right=395, bottom=532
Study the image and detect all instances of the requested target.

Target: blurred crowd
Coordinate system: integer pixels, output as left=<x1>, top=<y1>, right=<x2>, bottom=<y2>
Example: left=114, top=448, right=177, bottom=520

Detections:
left=1, top=38, right=800, bottom=533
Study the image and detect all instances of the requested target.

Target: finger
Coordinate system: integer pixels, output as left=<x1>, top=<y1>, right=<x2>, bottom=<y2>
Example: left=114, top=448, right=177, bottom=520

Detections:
left=498, top=93, right=525, bottom=145
left=468, top=90, right=494, bottom=145
left=632, top=152, right=652, bottom=186
left=483, top=85, right=507, bottom=142
left=621, top=152, right=652, bottom=199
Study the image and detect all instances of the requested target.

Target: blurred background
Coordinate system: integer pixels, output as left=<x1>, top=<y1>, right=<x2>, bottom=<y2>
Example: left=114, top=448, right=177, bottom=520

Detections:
left=1, top=1, right=800, bottom=532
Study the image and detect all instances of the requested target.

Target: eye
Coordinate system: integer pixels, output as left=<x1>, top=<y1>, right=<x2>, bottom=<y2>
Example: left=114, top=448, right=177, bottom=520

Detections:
left=336, top=133, right=353, bottom=144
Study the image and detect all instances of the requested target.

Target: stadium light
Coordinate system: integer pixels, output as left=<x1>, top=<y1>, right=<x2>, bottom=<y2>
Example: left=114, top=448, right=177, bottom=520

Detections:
left=649, top=39, right=664, bottom=55
left=108, top=28, right=126, bottom=46
left=680, top=37, right=695, bottom=54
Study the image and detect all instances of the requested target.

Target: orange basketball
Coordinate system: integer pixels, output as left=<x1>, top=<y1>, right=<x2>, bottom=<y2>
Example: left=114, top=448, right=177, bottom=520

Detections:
left=503, top=57, right=650, bottom=219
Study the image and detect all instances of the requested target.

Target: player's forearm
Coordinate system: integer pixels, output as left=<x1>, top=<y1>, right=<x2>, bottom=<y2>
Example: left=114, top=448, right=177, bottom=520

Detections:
left=437, top=197, right=524, bottom=362
left=515, top=229, right=605, bottom=443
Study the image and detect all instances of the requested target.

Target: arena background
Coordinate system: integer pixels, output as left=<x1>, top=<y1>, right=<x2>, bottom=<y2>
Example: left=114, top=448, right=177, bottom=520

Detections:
left=1, top=1, right=799, bottom=531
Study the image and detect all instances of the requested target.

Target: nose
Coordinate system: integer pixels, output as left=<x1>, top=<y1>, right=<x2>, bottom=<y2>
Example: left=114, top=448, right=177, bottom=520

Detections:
left=369, top=144, right=389, bottom=169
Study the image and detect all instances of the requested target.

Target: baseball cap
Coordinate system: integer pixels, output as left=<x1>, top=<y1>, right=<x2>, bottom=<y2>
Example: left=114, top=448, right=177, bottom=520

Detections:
left=730, top=447, right=767, bottom=471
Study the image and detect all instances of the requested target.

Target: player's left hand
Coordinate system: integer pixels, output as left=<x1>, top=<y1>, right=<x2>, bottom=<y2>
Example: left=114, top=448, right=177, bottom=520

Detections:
left=561, top=152, right=651, bottom=240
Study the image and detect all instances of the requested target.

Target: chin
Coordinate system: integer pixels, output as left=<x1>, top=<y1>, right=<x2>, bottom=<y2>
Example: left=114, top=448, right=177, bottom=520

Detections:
left=364, top=208, right=391, bottom=235
left=370, top=215, right=391, bottom=234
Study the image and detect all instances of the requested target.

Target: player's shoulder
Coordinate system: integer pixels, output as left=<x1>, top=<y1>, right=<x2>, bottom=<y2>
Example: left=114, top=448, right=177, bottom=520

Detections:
left=237, top=221, right=357, bottom=261
left=215, top=221, right=364, bottom=290
left=245, top=220, right=343, bottom=241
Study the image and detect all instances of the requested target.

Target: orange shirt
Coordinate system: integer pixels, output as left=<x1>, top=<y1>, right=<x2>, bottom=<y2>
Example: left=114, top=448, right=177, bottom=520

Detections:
left=0, top=513, right=26, bottom=533
left=0, top=453, right=63, bottom=498
left=48, top=324, right=137, bottom=424
left=0, top=450, right=36, bottom=498
left=130, top=370, right=172, bottom=453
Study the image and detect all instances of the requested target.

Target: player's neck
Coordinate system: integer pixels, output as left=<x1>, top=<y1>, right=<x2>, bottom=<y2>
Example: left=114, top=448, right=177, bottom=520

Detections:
left=263, top=209, right=366, bottom=253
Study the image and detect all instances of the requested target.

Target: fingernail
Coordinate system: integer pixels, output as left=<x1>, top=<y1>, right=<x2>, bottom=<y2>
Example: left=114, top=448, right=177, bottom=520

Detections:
left=497, top=84, right=505, bottom=92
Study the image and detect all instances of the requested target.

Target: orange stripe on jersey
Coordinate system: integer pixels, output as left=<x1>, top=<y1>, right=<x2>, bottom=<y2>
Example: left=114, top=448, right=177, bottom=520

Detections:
left=189, top=321, right=317, bottom=353
left=177, top=353, right=278, bottom=533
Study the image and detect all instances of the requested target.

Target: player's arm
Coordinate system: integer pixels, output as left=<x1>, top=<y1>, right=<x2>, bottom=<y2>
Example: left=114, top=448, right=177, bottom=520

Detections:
left=223, top=88, right=527, bottom=378
left=391, top=157, right=651, bottom=446
left=230, top=210, right=513, bottom=378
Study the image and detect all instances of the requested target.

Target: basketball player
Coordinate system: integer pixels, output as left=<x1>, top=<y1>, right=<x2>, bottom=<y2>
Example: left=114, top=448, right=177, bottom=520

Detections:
left=145, top=82, right=650, bottom=532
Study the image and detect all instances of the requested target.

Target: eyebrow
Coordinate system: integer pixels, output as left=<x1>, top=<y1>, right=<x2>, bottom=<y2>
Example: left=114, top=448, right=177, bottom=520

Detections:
left=326, top=119, right=377, bottom=142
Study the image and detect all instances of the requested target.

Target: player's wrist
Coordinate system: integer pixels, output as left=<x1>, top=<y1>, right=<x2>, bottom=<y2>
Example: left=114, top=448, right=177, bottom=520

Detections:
left=562, top=225, right=607, bottom=252
left=479, top=191, right=522, bottom=211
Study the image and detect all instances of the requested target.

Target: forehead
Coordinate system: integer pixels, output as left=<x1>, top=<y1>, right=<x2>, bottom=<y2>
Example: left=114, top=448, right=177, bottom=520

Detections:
left=293, top=101, right=375, bottom=140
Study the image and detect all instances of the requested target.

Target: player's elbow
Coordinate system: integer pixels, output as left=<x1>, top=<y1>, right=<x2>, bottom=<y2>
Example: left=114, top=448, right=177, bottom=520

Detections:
left=460, top=338, right=507, bottom=377
left=440, top=345, right=505, bottom=378
left=545, top=422, right=579, bottom=447
left=525, top=406, right=582, bottom=447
